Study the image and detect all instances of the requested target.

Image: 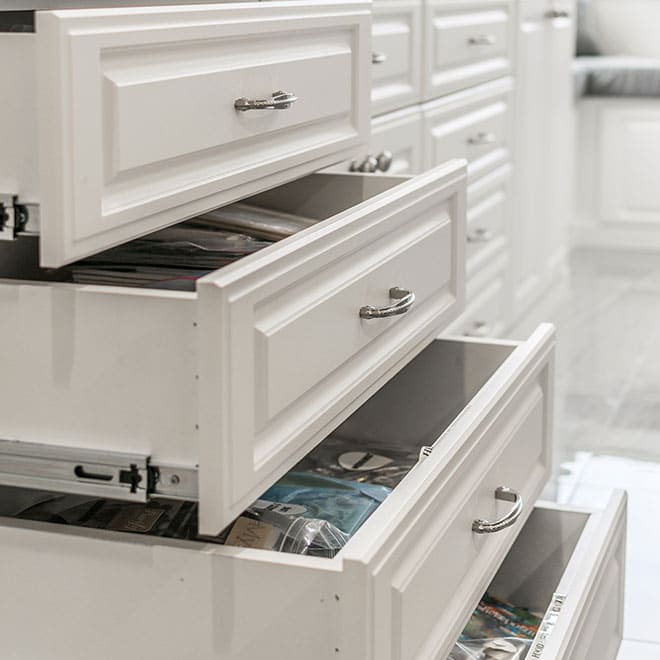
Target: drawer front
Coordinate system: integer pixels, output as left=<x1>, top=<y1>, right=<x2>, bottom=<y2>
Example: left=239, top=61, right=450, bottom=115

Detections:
left=371, top=0, right=423, bottom=116
left=466, top=163, right=511, bottom=274
left=490, top=492, right=627, bottom=660
left=423, top=0, right=513, bottom=99
left=423, top=78, right=513, bottom=182
left=341, top=324, right=555, bottom=660
left=196, top=162, right=466, bottom=533
left=36, top=1, right=371, bottom=267
left=327, top=105, right=424, bottom=175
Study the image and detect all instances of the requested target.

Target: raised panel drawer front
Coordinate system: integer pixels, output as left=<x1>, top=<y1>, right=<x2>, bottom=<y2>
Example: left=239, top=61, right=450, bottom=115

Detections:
left=197, top=161, right=466, bottom=533
left=423, top=77, right=512, bottom=182
left=466, top=163, right=511, bottom=276
left=423, top=0, right=513, bottom=100
left=371, top=0, right=423, bottom=116
left=489, top=492, right=627, bottom=660
left=0, top=325, right=554, bottom=660
left=35, top=1, right=370, bottom=267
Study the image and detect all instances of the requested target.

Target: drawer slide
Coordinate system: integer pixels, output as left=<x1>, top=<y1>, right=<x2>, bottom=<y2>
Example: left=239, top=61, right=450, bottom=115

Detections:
left=0, top=439, right=197, bottom=501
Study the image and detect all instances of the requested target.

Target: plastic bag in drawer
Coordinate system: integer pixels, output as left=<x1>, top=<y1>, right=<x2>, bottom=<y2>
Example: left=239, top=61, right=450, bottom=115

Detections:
left=448, top=638, right=531, bottom=660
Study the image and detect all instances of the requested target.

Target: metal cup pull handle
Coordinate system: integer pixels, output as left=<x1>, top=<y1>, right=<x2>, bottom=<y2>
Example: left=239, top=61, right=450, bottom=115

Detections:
left=468, top=131, right=497, bottom=146
left=472, top=486, right=523, bottom=534
left=467, top=228, right=494, bottom=243
left=372, top=51, right=388, bottom=64
left=359, top=287, right=415, bottom=319
left=234, top=90, right=298, bottom=111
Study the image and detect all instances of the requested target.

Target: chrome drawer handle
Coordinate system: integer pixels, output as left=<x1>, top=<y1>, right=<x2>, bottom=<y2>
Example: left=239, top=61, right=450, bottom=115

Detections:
left=546, top=9, right=570, bottom=18
left=359, top=287, right=415, bottom=319
left=349, top=150, right=393, bottom=173
left=234, top=90, right=298, bottom=112
left=372, top=51, right=388, bottom=65
left=467, top=228, right=494, bottom=243
left=472, top=486, right=523, bottom=534
left=468, top=34, right=497, bottom=46
left=468, top=132, right=496, bottom=145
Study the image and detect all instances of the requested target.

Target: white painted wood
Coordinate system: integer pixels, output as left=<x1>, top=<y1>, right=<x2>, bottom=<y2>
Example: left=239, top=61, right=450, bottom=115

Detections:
left=34, top=1, right=371, bottom=267
left=370, top=0, right=423, bottom=116
left=466, top=162, right=511, bottom=278
left=422, top=77, right=513, bottom=183
left=573, top=99, right=660, bottom=251
left=443, top=244, right=509, bottom=338
left=423, top=0, right=513, bottom=101
left=325, top=105, right=424, bottom=175
left=197, top=162, right=466, bottom=533
left=490, top=491, right=627, bottom=660
left=0, top=325, right=555, bottom=660
left=510, top=0, right=574, bottom=326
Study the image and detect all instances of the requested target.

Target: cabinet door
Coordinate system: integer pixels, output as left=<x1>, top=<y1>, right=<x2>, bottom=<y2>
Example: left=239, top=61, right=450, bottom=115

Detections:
left=511, top=0, right=548, bottom=320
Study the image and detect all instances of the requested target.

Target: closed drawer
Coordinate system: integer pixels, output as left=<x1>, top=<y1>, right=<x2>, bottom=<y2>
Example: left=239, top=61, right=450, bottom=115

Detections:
left=30, top=1, right=370, bottom=267
left=445, top=248, right=509, bottom=337
left=0, top=161, right=466, bottom=535
left=326, top=105, right=424, bottom=175
left=485, top=491, right=626, bottom=660
left=423, top=78, right=513, bottom=182
left=0, top=325, right=555, bottom=660
left=371, top=0, right=423, bottom=116
left=423, top=0, right=514, bottom=100
left=466, top=163, right=511, bottom=275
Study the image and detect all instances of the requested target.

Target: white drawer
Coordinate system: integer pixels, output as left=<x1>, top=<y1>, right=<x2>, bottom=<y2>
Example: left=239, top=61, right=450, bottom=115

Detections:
left=445, top=248, right=509, bottom=338
left=0, top=1, right=371, bottom=267
left=486, top=492, right=626, bottom=660
left=423, top=0, right=514, bottom=100
left=326, top=105, right=424, bottom=175
left=423, top=78, right=513, bottom=183
left=0, top=326, right=555, bottom=660
left=466, top=163, right=511, bottom=275
left=0, top=161, right=466, bottom=535
left=371, top=0, right=423, bottom=116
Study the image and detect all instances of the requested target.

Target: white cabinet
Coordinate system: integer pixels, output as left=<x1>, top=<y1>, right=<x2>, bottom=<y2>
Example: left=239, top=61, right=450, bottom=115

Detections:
left=510, top=0, right=575, bottom=324
left=1, top=1, right=372, bottom=266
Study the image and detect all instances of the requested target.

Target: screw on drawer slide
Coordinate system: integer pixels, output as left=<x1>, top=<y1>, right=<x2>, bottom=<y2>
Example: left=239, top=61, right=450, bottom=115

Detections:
left=0, top=439, right=198, bottom=501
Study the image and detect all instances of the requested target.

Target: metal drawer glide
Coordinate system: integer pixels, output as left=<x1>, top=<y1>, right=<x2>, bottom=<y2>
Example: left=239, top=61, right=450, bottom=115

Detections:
left=0, top=439, right=197, bottom=501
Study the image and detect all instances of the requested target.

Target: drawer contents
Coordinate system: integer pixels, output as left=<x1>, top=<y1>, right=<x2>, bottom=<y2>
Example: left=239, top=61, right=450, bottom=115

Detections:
left=423, top=0, right=513, bottom=99
left=449, top=593, right=542, bottom=659
left=423, top=78, right=513, bottom=182
left=66, top=205, right=315, bottom=290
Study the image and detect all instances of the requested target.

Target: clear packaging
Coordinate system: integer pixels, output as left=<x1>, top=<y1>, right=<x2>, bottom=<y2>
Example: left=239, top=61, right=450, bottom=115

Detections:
left=448, top=637, right=532, bottom=660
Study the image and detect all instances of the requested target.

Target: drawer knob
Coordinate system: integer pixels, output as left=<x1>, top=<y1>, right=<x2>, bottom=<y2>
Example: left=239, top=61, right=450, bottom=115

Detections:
left=472, top=486, right=523, bottom=534
left=467, top=228, right=494, bottom=243
left=468, top=34, right=497, bottom=46
left=467, top=132, right=496, bottom=146
left=234, top=90, right=298, bottom=112
left=359, top=287, right=415, bottom=319
left=546, top=9, right=570, bottom=19
left=372, top=51, right=388, bottom=65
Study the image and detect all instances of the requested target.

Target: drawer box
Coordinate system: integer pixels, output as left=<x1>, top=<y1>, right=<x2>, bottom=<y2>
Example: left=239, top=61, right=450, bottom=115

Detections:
left=0, top=161, right=466, bottom=535
left=371, top=0, right=423, bottom=116
left=423, top=0, right=514, bottom=100
left=0, top=1, right=371, bottom=267
left=423, top=77, right=513, bottom=183
left=326, top=105, right=424, bottom=176
left=0, top=326, right=555, bottom=660
left=466, top=162, right=511, bottom=276
left=488, top=492, right=626, bottom=660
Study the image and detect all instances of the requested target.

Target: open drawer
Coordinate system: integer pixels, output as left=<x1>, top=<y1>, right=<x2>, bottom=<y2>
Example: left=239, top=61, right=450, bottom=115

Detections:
left=480, top=491, right=627, bottom=660
left=0, top=0, right=371, bottom=267
left=0, top=325, right=554, bottom=659
left=0, top=161, right=466, bottom=534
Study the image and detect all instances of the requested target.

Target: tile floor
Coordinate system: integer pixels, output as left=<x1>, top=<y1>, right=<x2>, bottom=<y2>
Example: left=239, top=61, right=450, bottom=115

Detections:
left=540, top=249, right=660, bottom=659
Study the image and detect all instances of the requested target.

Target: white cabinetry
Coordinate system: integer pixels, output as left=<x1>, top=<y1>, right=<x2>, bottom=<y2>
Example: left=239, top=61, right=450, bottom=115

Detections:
left=510, top=0, right=575, bottom=325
